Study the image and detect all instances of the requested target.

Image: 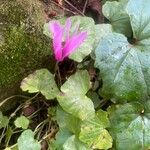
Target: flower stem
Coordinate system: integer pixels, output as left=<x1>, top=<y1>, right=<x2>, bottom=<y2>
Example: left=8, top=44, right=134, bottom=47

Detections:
left=55, top=62, right=62, bottom=87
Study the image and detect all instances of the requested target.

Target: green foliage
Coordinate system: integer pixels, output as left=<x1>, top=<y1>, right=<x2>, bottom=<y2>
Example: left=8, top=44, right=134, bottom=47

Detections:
left=2, top=0, right=150, bottom=149
left=108, top=101, right=150, bottom=150
left=95, top=0, right=150, bottom=102
left=17, top=130, right=41, bottom=150
left=57, top=70, right=95, bottom=120
left=21, top=69, right=59, bottom=100
left=56, top=107, right=81, bottom=135
left=79, top=110, right=112, bottom=149
left=0, top=111, right=9, bottom=129
left=14, top=116, right=29, bottom=129
left=103, top=0, right=132, bottom=36
left=63, top=135, right=90, bottom=150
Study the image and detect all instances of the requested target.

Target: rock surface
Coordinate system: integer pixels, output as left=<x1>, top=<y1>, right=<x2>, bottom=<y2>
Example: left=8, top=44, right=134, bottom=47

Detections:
left=0, top=0, right=51, bottom=102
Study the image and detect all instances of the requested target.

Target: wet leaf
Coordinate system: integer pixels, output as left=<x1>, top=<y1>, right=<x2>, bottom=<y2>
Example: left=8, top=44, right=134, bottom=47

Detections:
left=95, top=32, right=150, bottom=102
left=95, top=0, right=150, bottom=102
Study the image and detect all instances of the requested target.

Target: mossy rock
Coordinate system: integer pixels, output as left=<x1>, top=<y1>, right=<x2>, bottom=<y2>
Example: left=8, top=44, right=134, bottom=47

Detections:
left=0, top=0, right=51, bottom=103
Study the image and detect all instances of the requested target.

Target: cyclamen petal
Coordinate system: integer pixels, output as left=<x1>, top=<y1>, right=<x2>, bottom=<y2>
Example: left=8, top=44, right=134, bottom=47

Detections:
left=64, top=18, right=72, bottom=41
left=49, top=22, right=63, bottom=61
left=49, top=18, right=87, bottom=62
left=63, top=32, right=87, bottom=59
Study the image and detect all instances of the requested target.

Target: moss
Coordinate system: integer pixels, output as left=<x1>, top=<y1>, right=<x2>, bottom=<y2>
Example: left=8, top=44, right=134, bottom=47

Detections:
left=0, top=0, right=51, bottom=88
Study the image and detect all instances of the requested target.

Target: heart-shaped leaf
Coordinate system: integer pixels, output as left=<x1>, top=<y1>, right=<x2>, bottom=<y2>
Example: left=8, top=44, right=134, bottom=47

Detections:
left=79, top=110, right=112, bottom=149
left=108, top=101, right=150, bottom=150
left=95, top=0, right=150, bottom=102
left=21, top=69, right=59, bottom=100
left=17, top=129, right=40, bottom=150
left=95, top=32, right=150, bottom=102
left=57, top=70, right=95, bottom=120
left=14, top=116, right=29, bottom=129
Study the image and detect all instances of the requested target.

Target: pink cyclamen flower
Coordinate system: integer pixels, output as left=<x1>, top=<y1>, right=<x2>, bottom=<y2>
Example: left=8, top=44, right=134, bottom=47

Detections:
left=49, top=18, right=87, bottom=62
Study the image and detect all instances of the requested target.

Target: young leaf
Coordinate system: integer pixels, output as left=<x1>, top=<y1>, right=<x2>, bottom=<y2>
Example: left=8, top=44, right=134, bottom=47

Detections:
left=21, top=69, right=59, bottom=100
left=44, top=16, right=96, bottom=62
left=57, top=70, right=95, bottom=120
left=14, top=116, right=29, bottom=129
left=103, top=0, right=132, bottom=37
left=17, top=129, right=41, bottom=150
left=108, top=101, right=150, bottom=150
left=79, top=110, right=112, bottom=149
left=0, top=111, right=9, bottom=129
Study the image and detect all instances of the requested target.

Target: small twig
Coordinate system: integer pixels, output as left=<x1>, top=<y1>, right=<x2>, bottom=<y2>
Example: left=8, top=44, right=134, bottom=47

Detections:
left=39, top=126, right=59, bottom=143
left=9, top=93, right=39, bottom=119
left=51, top=0, right=77, bottom=15
left=28, top=107, right=43, bottom=119
left=95, top=99, right=108, bottom=110
left=0, top=95, right=29, bottom=107
left=34, top=119, right=49, bottom=134
left=0, top=128, right=6, bottom=143
left=64, top=0, right=85, bottom=16
left=9, top=143, right=18, bottom=149
left=83, top=0, right=89, bottom=14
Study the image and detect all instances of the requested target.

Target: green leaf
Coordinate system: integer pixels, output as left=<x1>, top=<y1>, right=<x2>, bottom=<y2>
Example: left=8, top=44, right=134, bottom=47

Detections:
left=55, top=128, right=73, bottom=149
left=5, top=127, right=13, bottom=145
left=87, top=92, right=101, bottom=109
left=14, top=116, right=29, bottom=129
left=21, top=69, right=59, bottom=100
left=103, top=0, right=132, bottom=37
left=57, top=70, right=95, bottom=120
left=18, top=129, right=40, bottom=150
left=108, top=101, right=150, bottom=150
left=43, top=16, right=95, bottom=62
left=95, top=33, right=149, bottom=102
left=96, top=0, right=150, bottom=102
left=0, top=111, right=9, bottom=129
left=56, top=107, right=81, bottom=134
left=63, top=135, right=90, bottom=150
left=79, top=110, right=112, bottom=149
left=126, top=0, right=150, bottom=40
left=94, top=24, right=112, bottom=48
